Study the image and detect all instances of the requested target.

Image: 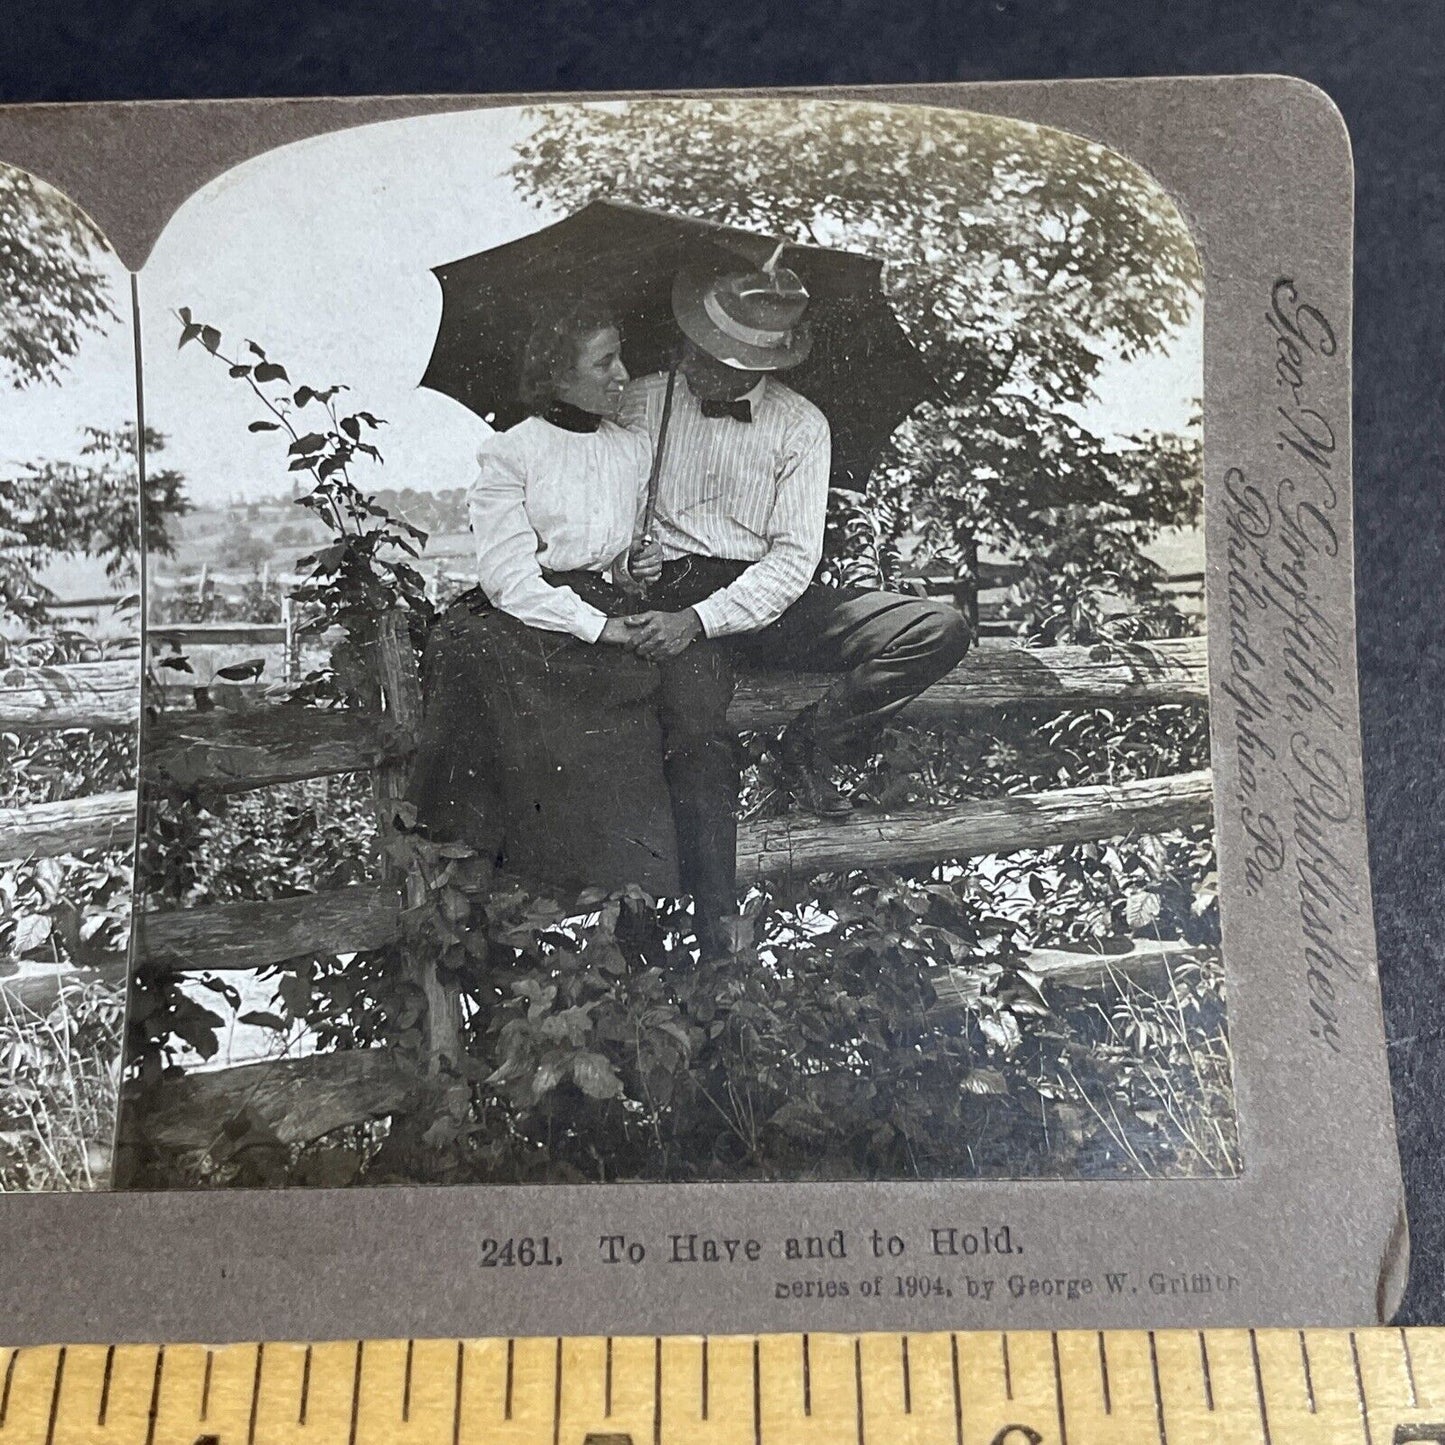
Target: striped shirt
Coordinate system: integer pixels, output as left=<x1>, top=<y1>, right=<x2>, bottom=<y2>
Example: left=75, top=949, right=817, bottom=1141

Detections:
left=618, top=372, right=831, bottom=637
left=468, top=415, right=650, bottom=642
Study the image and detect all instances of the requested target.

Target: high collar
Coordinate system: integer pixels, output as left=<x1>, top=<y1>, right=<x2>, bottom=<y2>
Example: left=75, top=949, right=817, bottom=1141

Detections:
left=541, top=398, right=604, bottom=434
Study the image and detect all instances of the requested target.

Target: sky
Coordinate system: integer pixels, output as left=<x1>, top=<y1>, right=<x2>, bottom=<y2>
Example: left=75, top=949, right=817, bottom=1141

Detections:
left=1, top=100, right=1202, bottom=509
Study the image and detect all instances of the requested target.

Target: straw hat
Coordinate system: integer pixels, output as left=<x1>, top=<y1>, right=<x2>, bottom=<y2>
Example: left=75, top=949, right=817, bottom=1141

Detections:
left=671, top=242, right=813, bottom=371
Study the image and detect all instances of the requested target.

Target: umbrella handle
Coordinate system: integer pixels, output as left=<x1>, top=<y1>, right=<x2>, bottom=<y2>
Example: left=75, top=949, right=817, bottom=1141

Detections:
left=640, top=364, right=678, bottom=546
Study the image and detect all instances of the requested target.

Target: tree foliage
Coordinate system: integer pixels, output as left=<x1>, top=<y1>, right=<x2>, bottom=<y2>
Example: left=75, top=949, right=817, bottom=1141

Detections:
left=510, top=99, right=1204, bottom=638
left=0, top=426, right=187, bottom=622
left=513, top=100, right=1199, bottom=394
left=0, top=168, right=119, bottom=389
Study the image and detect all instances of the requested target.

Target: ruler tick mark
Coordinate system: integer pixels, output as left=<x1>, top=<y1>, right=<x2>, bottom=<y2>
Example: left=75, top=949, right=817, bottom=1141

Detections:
left=1299, top=1330, right=1316, bottom=1413
left=701, top=1337, right=709, bottom=1421
left=348, top=1341, right=364, bottom=1445
left=1402, top=1327, right=1420, bottom=1408
left=0, top=1348, right=16, bottom=1428
left=1249, top=1329, right=1273, bottom=1445
left=1052, top=1333, right=1069, bottom=1445
left=43, top=1348, right=65, bottom=1445
left=403, top=1339, right=414, bottom=1422
left=453, top=1341, right=465, bottom=1445
left=950, top=1334, right=963, bottom=1445
left=144, top=1347, right=165, bottom=1445
left=854, top=1338, right=865, bottom=1445
left=1002, top=1334, right=1013, bottom=1401
left=553, top=1337, right=564, bottom=1445
left=98, top=1344, right=115, bottom=1426
left=902, top=1335, right=912, bottom=1414
left=1350, top=1331, right=1373, bottom=1445
left=1097, top=1331, right=1112, bottom=1414
left=802, top=1333, right=811, bottom=1416
left=606, top=1337, right=613, bottom=1417
left=654, top=1337, right=663, bottom=1445
left=201, top=1350, right=213, bottom=1421
left=41, top=1346, right=65, bottom=1445
left=1198, top=1331, right=1215, bottom=1411
left=247, top=1343, right=264, bottom=1445
left=753, top=1338, right=762, bottom=1445
left=1148, top=1332, right=1168, bottom=1445
left=505, top=1339, right=515, bottom=1420
left=300, top=1343, right=313, bottom=1425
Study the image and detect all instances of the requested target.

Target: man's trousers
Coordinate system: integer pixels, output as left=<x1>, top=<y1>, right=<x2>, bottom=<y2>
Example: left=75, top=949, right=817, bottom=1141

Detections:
left=647, top=557, right=973, bottom=932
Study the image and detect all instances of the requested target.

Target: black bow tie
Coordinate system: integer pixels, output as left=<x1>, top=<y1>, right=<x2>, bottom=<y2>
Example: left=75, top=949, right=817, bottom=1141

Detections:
left=699, top=396, right=753, bottom=423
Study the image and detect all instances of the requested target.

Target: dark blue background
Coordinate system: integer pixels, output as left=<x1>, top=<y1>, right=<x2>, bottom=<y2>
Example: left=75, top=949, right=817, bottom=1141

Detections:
left=2, top=0, right=1440, bottom=1322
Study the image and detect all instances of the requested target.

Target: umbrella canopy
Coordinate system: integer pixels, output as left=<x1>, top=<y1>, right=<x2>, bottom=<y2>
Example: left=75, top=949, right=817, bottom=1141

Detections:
left=419, top=199, right=938, bottom=492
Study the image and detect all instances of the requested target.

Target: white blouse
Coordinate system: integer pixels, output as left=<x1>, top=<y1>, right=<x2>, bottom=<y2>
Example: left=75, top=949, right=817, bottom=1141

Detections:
left=468, top=415, right=651, bottom=642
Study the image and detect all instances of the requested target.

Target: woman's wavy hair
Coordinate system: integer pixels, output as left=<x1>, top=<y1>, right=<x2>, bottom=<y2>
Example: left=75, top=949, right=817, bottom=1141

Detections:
left=517, top=298, right=621, bottom=413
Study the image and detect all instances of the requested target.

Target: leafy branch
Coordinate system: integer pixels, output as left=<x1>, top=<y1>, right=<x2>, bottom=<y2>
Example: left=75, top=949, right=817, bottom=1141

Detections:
left=174, top=309, right=436, bottom=704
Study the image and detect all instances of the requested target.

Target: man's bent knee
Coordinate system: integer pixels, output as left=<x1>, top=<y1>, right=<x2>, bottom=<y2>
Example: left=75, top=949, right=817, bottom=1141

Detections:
left=930, top=604, right=972, bottom=668
left=898, top=600, right=970, bottom=674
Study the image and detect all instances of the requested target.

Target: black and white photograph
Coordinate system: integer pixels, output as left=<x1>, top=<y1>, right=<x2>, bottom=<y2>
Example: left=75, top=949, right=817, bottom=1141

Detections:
left=0, top=165, right=141, bottom=1191
left=77, top=95, right=1231, bottom=1191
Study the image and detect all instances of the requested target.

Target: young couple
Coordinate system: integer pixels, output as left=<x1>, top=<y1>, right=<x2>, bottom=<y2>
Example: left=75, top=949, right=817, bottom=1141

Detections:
left=407, top=254, right=970, bottom=960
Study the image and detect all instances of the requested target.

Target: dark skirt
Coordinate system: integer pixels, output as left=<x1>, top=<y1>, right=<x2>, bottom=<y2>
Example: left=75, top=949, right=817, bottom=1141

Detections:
left=405, top=586, right=681, bottom=897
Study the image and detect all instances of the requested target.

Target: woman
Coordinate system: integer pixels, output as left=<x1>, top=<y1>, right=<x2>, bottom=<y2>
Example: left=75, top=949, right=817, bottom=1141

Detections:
left=407, top=300, right=686, bottom=897
left=468, top=299, right=658, bottom=650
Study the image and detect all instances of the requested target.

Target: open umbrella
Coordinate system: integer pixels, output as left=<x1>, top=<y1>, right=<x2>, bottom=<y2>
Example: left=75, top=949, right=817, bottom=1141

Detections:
left=419, top=199, right=938, bottom=492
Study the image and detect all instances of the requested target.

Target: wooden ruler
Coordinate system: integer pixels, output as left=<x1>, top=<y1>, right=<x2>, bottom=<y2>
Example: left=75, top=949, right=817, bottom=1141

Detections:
left=2, top=1329, right=1444, bottom=1445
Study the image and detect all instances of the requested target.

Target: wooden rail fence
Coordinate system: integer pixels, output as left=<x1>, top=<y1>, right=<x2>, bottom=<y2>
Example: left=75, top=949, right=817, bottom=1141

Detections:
left=0, top=655, right=140, bottom=1018
left=0, top=621, right=1214, bottom=1160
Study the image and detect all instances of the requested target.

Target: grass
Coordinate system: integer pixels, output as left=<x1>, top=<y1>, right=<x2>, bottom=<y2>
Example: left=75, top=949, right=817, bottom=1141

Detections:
left=1054, top=949, right=1239, bottom=1179
left=0, top=977, right=124, bottom=1192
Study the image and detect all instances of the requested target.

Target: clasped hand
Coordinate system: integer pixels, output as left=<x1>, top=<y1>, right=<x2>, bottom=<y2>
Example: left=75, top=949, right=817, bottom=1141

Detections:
left=597, top=609, right=702, bottom=660
left=628, top=534, right=664, bottom=583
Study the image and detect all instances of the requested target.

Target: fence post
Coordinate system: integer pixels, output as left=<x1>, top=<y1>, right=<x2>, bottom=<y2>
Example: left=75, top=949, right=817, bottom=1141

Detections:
left=961, top=536, right=980, bottom=641
left=370, top=610, right=464, bottom=1074
left=281, top=594, right=296, bottom=683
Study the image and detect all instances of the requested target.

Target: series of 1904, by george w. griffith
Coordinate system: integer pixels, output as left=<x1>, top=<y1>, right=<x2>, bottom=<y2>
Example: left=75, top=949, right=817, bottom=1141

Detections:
left=0, top=80, right=1404, bottom=1345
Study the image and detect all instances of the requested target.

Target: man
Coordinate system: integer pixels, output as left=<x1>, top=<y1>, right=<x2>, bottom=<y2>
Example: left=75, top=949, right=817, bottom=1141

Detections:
left=617, top=251, right=971, bottom=938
